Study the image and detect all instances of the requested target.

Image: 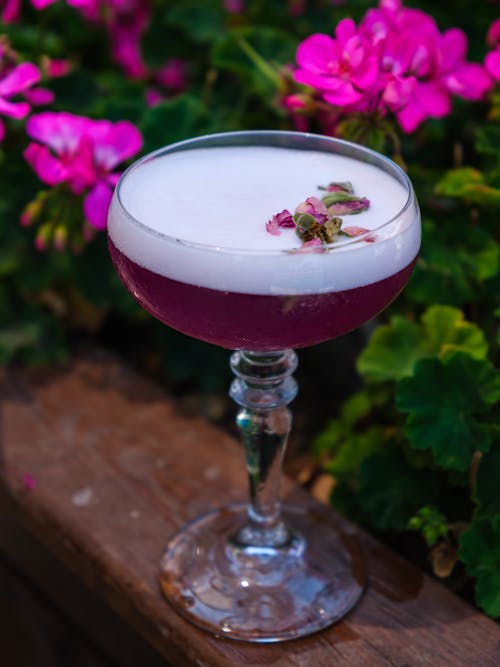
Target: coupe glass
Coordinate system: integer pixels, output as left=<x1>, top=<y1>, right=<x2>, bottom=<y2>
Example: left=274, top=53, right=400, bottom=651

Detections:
left=108, top=130, right=421, bottom=642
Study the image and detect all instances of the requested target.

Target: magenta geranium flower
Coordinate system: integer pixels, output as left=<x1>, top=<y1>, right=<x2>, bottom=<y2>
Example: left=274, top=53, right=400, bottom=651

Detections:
left=1, top=0, right=21, bottom=22
left=0, top=47, right=41, bottom=141
left=24, top=112, right=142, bottom=230
left=289, top=0, right=492, bottom=134
left=485, top=18, right=500, bottom=81
left=294, top=19, right=379, bottom=108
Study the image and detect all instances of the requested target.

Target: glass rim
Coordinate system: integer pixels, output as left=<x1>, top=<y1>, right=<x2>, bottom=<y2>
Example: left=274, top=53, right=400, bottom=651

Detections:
left=113, top=129, right=417, bottom=255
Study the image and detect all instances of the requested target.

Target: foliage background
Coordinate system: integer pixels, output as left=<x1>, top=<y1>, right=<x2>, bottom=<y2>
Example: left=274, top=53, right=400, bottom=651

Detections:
left=1, top=0, right=498, bottom=617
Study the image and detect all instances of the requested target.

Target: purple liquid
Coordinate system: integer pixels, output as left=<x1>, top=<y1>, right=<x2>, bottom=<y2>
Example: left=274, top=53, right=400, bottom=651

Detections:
left=109, top=238, right=416, bottom=350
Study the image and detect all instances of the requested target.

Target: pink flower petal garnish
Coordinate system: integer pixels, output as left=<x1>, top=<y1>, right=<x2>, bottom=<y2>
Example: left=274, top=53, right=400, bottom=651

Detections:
left=266, top=209, right=294, bottom=236
left=294, top=238, right=325, bottom=253
left=342, top=226, right=377, bottom=242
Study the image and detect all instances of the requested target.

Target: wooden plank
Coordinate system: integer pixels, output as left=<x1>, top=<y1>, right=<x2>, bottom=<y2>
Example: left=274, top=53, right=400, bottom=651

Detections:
left=1, top=348, right=499, bottom=667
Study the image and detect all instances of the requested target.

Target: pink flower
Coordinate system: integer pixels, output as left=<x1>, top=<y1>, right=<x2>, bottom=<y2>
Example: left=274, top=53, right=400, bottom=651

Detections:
left=485, top=19, right=500, bottom=82
left=147, top=59, right=189, bottom=105
left=24, top=112, right=142, bottom=230
left=224, top=0, right=245, bottom=12
left=294, top=19, right=379, bottom=108
left=110, top=2, right=150, bottom=80
left=361, top=0, right=492, bottom=131
left=485, top=48, right=500, bottom=81
left=156, top=59, right=188, bottom=94
left=266, top=209, right=294, bottom=235
left=0, top=47, right=41, bottom=141
left=33, top=0, right=151, bottom=79
left=1, top=0, right=20, bottom=22
left=31, top=0, right=57, bottom=7
left=43, top=57, right=72, bottom=79
left=145, top=88, right=163, bottom=107
left=290, top=0, right=492, bottom=134
left=25, top=87, right=55, bottom=106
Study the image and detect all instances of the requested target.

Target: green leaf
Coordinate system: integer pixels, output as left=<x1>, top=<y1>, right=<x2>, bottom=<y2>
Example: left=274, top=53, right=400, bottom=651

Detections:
left=476, top=125, right=500, bottom=160
left=0, top=322, right=42, bottom=363
left=164, top=1, right=227, bottom=43
left=421, top=306, right=488, bottom=362
left=358, top=450, right=441, bottom=531
left=140, top=95, right=206, bottom=153
left=357, top=316, right=422, bottom=382
left=408, top=221, right=499, bottom=306
left=325, top=426, right=386, bottom=481
left=475, top=445, right=500, bottom=520
left=459, top=516, right=500, bottom=618
left=436, top=167, right=500, bottom=205
left=357, top=305, right=488, bottom=382
left=396, top=353, right=500, bottom=471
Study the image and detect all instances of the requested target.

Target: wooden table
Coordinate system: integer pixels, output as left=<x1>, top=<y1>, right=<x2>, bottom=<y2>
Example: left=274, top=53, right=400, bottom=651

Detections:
left=1, top=348, right=499, bottom=666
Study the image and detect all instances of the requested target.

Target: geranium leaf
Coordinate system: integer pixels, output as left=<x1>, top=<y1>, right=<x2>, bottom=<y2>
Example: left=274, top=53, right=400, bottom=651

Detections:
left=475, top=445, right=500, bottom=519
left=357, top=306, right=488, bottom=382
left=436, top=167, right=500, bottom=205
left=396, top=353, right=500, bottom=471
left=459, top=516, right=500, bottom=618
left=421, top=305, right=488, bottom=361
left=358, top=450, right=441, bottom=531
left=356, top=316, right=423, bottom=381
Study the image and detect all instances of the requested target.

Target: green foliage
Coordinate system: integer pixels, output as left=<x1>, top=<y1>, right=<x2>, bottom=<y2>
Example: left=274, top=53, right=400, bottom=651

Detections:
left=408, top=507, right=449, bottom=547
left=357, top=305, right=488, bottom=382
left=396, top=353, right=499, bottom=472
left=358, top=451, right=443, bottom=531
left=436, top=167, right=500, bottom=205
left=459, top=517, right=500, bottom=617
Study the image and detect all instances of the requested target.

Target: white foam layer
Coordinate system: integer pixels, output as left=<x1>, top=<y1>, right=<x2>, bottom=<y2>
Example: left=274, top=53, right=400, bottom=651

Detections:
left=108, top=145, right=420, bottom=295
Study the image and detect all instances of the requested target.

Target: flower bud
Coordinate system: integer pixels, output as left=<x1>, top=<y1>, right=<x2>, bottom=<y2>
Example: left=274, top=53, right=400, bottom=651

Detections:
left=319, top=181, right=353, bottom=193
left=323, top=193, right=370, bottom=216
left=53, top=224, right=68, bottom=251
left=34, top=223, right=53, bottom=251
left=20, top=199, right=44, bottom=227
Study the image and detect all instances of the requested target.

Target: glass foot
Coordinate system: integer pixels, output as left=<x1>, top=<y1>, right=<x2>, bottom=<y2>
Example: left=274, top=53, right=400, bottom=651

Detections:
left=160, top=504, right=366, bottom=642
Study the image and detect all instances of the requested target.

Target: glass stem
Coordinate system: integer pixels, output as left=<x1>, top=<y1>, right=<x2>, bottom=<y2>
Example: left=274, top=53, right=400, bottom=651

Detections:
left=229, top=350, right=298, bottom=548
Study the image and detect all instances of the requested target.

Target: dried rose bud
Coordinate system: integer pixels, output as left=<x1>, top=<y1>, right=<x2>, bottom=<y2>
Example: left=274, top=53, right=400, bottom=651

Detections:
left=318, top=216, right=342, bottom=243
left=318, top=181, right=353, bottom=193
left=326, top=196, right=370, bottom=216
left=266, top=209, right=294, bottom=236
left=294, top=196, right=329, bottom=225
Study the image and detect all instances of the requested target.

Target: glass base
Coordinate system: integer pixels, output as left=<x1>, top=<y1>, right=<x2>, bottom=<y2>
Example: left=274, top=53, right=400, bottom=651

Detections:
left=160, top=504, right=366, bottom=642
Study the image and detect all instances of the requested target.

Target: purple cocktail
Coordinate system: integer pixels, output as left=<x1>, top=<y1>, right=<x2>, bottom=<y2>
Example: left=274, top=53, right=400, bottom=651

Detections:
left=109, top=239, right=416, bottom=349
left=108, top=131, right=420, bottom=642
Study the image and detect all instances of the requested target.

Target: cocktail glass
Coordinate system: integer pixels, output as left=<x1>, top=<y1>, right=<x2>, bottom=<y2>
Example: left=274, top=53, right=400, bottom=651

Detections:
left=108, top=130, right=421, bottom=642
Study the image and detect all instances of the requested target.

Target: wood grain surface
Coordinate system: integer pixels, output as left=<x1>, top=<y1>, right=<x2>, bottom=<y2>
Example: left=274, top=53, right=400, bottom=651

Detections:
left=1, top=348, right=499, bottom=667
